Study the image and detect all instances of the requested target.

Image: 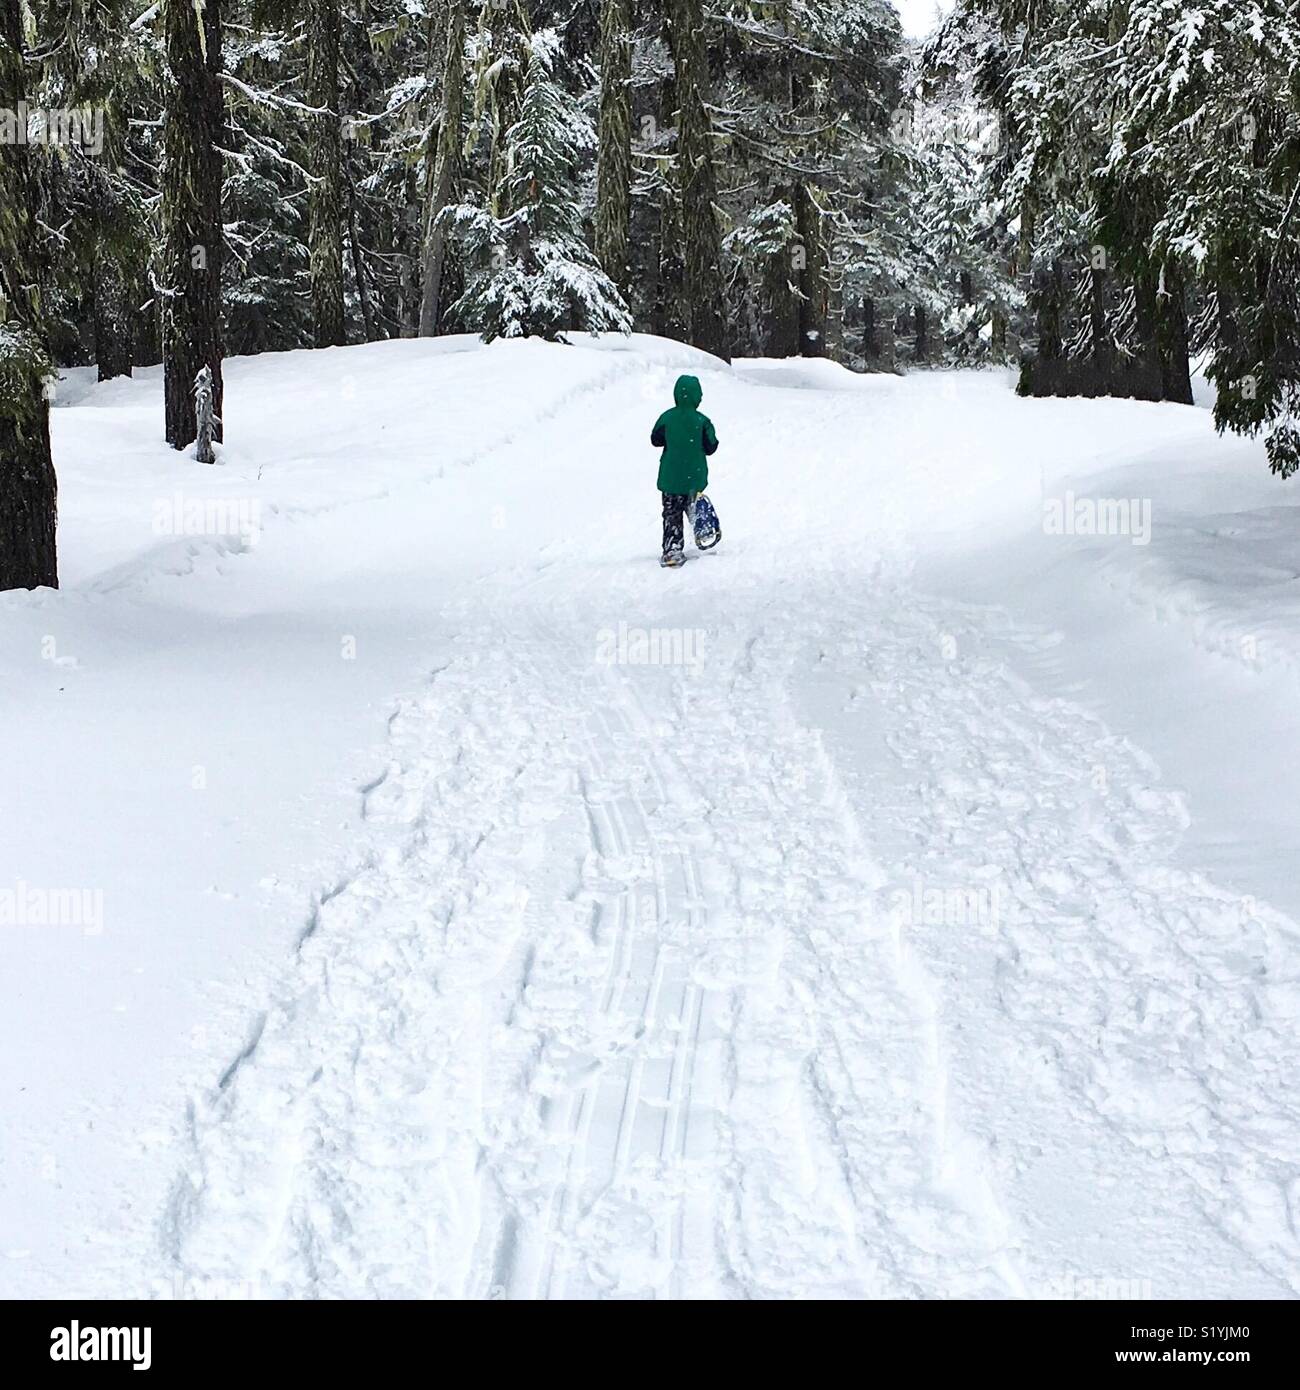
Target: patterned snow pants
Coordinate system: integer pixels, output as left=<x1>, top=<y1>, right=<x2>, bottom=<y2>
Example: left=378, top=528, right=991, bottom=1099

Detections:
left=661, top=492, right=694, bottom=558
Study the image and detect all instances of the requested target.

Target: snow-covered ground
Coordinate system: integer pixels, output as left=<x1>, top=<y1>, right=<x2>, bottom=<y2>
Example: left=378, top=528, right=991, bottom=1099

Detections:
left=3, top=334, right=1300, bottom=1299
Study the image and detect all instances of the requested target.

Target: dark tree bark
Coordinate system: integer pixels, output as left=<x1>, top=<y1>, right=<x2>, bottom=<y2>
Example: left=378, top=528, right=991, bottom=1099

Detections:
left=595, top=0, right=632, bottom=292
left=651, top=187, right=685, bottom=341
left=795, top=182, right=827, bottom=357
left=787, top=42, right=828, bottom=361
left=1087, top=264, right=1115, bottom=394
left=1036, top=259, right=1066, bottom=362
left=0, top=0, right=58, bottom=590
left=162, top=0, right=225, bottom=450
left=863, top=296, right=878, bottom=362
left=991, top=309, right=1008, bottom=359
left=419, top=0, right=465, bottom=337
left=94, top=247, right=134, bottom=382
left=762, top=205, right=799, bottom=357
left=346, top=148, right=377, bottom=343
left=1132, top=268, right=1169, bottom=401
left=666, top=0, right=729, bottom=362
left=1155, top=260, right=1194, bottom=404
left=306, top=0, right=346, bottom=347
left=399, top=247, right=416, bottom=337
left=914, top=304, right=929, bottom=363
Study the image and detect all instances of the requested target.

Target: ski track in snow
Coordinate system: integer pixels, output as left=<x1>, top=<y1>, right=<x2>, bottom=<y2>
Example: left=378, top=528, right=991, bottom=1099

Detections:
left=157, top=605, right=1030, bottom=1299
left=151, top=362, right=1300, bottom=1300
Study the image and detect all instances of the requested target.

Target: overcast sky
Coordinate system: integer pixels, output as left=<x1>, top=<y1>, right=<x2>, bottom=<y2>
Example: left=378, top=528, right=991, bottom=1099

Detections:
left=894, top=0, right=953, bottom=39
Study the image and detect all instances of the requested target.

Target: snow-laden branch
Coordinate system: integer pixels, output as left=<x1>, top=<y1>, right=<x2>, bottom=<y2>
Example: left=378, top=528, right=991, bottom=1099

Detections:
left=221, top=72, right=329, bottom=119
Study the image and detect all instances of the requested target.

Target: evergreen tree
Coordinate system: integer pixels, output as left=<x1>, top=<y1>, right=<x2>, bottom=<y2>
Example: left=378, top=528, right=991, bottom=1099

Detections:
left=665, top=0, right=728, bottom=360
left=9, top=0, right=1296, bottom=484
left=21, top=0, right=154, bottom=377
left=306, top=0, right=346, bottom=346
left=1100, top=0, right=1300, bottom=472
left=444, top=27, right=630, bottom=341
left=219, top=14, right=312, bottom=355
left=596, top=0, right=632, bottom=292
left=419, top=0, right=467, bottom=336
left=161, top=0, right=226, bottom=450
left=0, top=0, right=58, bottom=590
left=708, top=1, right=920, bottom=363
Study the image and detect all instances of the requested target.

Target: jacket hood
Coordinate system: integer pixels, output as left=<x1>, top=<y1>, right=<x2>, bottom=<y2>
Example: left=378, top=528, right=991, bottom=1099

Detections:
left=673, top=374, right=703, bottom=409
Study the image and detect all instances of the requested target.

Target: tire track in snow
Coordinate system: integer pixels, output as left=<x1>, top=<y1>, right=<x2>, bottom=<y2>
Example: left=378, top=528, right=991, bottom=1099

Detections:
left=615, top=676, right=718, bottom=1299
left=502, top=603, right=1028, bottom=1298
left=500, top=632, right=720, bottom=1300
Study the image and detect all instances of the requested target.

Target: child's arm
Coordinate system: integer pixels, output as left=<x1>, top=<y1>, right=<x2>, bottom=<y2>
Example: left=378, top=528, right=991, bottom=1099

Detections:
left=702, top=417, right=719, bottom=456
left=651, top=414, right=666, bottom=448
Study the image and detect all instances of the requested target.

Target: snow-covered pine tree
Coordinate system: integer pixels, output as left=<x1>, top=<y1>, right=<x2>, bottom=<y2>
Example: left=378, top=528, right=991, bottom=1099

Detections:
left=0, top=0, right=58, bottom=590
left=709, top=0, right=927, bottom=366
left=935, top=1, right=1164, bottom=399
left=18, top=0, right=155, bottom=378
left=13, top=0, right=1289, bottom=420
left=220, top=15, right=313, bottom=355
left=917, top=4, right=1019, bottom=363
left=1098, top=0, right=1300, bottom=474
left=443, top=27, right=630, bottom=342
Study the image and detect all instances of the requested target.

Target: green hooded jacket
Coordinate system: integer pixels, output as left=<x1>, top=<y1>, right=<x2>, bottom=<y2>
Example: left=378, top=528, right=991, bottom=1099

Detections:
left=651, top=375, right=718, bottom=494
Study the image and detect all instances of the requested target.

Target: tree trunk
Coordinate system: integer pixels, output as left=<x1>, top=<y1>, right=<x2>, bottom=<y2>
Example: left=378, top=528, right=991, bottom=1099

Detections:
left=1088, top=264, right=1115, bottom=394
left=914, top=305, right=929, bottom=363
left=794, top=182, right=827, bottom=356
left=1133, top=268, right=1167, bottom=402
left=1014, top=195, right=1036, bottom=361
left=763, top=220, right=799, bottom=357
left=306, top=0, right=345, bottom=347
left=419, top=0, right=466, bottom=337
left=399, top=250, right=416, bottom=338
left=1156, top=260, right=1194, bottom=404
left=346, top=148, right=377, bottom=343
left=162, top=0, right=225, bottom=450
left=596, top=0, right=632, bottom=293
left=652, top=186, right=684, bottom=341
left=991, top=309, right=1007, bottom=359
left=93, top=92, right=134, bottom=383
left=825, top=264, right=844, bottom=360
left=665, top=0, right=729, bottom=362
left=94, top=247, right=134, bottom=382
left=476, top=0, right=526, bottom=221
left=863, top=296, right=878, bottom=363
left=0, top=0, right=58, bottom=590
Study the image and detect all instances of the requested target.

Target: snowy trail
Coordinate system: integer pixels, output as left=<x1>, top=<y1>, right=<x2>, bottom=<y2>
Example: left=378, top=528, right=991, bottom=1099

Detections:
left=161, top=540, right=1300, bottom=1297
left=152, top=362, right=1041, bottom=1298
left=159, top=595, right=1030, bottom=1298
left=20, top=338, right=1300, bottom=1299
left=154, top=351, right=1300, bottom=1299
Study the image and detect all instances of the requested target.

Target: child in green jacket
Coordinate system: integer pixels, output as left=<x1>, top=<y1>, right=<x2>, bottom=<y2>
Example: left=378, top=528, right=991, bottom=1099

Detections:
left=650, top=374, right=719, bottom=567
